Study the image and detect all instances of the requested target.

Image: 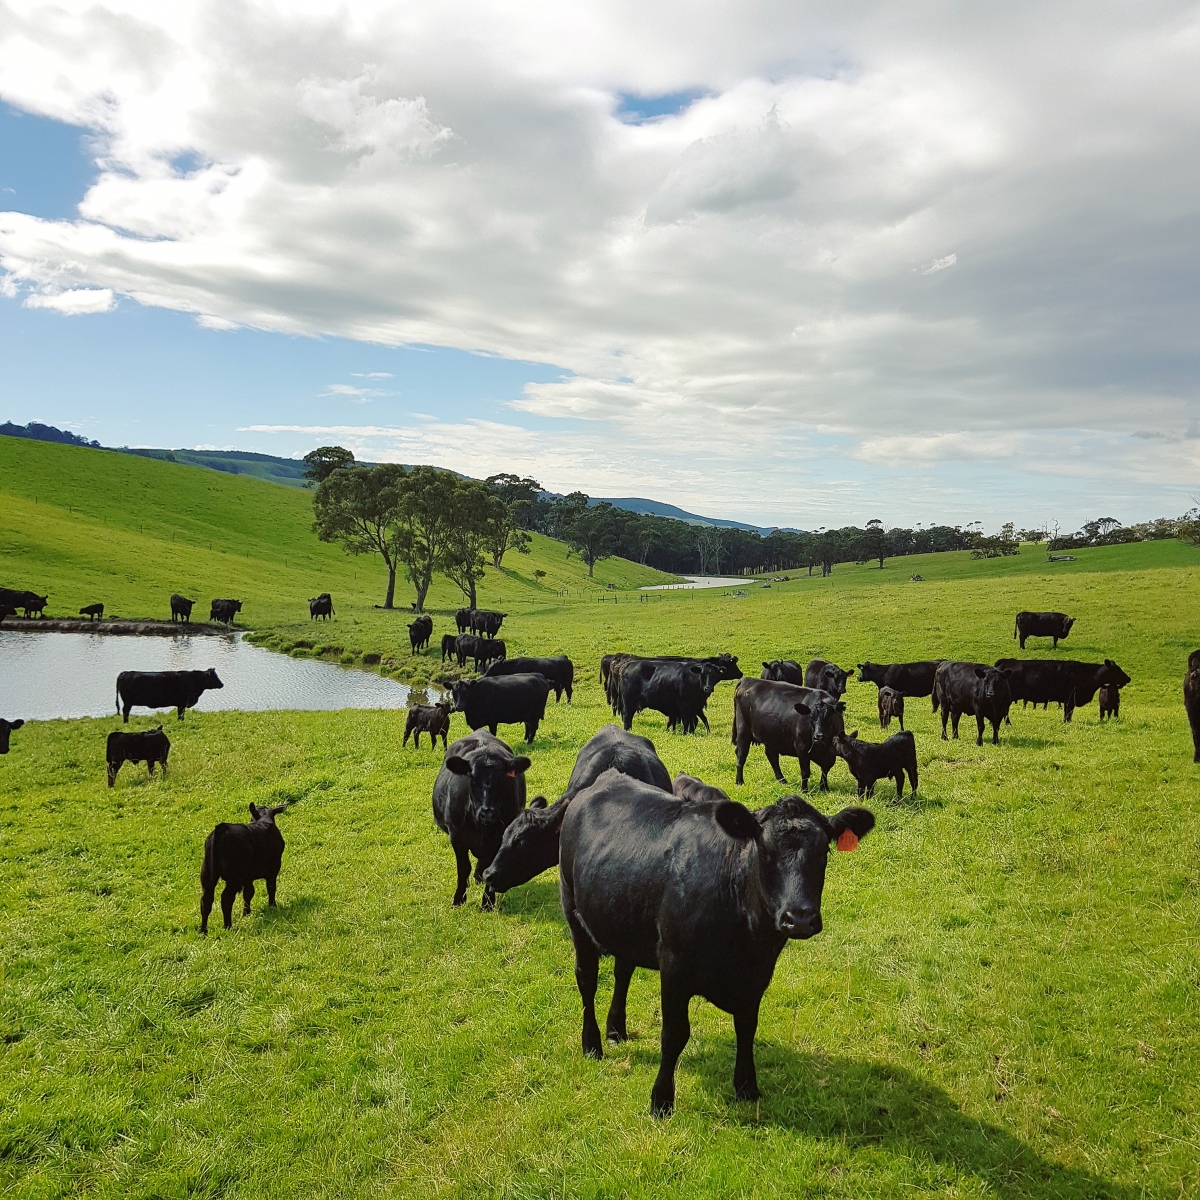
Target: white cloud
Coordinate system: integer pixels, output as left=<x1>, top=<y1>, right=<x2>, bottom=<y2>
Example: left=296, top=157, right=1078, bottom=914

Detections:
left=22, top=287, right=114, bottom=314
left=2, top=1, right=1200, bottom=521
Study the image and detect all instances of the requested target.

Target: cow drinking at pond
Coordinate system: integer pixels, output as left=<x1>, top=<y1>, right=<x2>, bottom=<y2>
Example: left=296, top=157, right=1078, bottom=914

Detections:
left=200, top=802, right=291, bottom=933
left=79, top=603, right=104, bottom=621
left=403, top=700, right=453, bottom=750
left=116, top=669, right=223, bottom=722
left=559, top=769, right=875, bottom=1114
left=309, top=593, right=334, bottom=621
left=106, top=726, right=170, bottom=786
left=432, top=730, right=531, bottom=909
left=833, top=730, right=917, bottom=800
left=0, top=718, right=25, bottom=754
left=483, top=725, right=671, bottom=895
left=932, top=662, right=1013, bottom=745
left=1014, top=611, right=1075, bottom=649
left=170, top=594, right=195, bottom=623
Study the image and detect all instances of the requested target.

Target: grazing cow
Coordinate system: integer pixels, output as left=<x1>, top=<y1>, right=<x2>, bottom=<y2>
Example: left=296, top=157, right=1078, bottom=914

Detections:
left=833, top=730, right=917, bottom=800
left=484, top=655, right=575, bottom=702
left=877, top=686, right=905, bottom=731
left=408, top=614, right=433, bottom=653
left=170, top=593, right=195, bottom=623
left=471, top=609, right=507, bottom=639
left=116, top=668, right=223, bottom=722
left=760, top=660, right=805, bottom=685
left=856, top=660, right=944, bottom=697
left=604, top=653, right=741, bottom=715
left=1014, top=611, right=1076, bottom=649
left=994, top=658, right=1131, bottom=722
left=79, top=603, right=104, bottom=621
left=805, top=658, right=853, bottom=698
left=473, top=638, right=507, bottom=670
left=1185, top=650, right=1200, bottom=763
left=0, top=605, right=15, bottom=623
left=455, top=607, right=474, bottom=634
left=932, top=662, right=1013, bottom=745
left=618, top=659, right=724, bottom=734
left=210, top=599, right=243, bottom=625
left=403, top=700, right=453, bottom=750
left=559, top=769, right=875, bottom=1114
left=308, top=593, right=334, bottom=621
left=731, top=677, right=845, bottom=790
left=483, top=725, right=672, bottom=895
left=0, top=588, right=47, bottom=617
left=440, top=632, right=460, bottom=662
left=106, top=725, right=170, bottom=787
left=455, top=633, right=483, bottom=668
left=0, top=718, right=25, bottom=754
left=200, top=802, right=290, bottom=933
left=432, top=729, right=530, bottom=908
left=451, top=673, right=552, bottom=743
left=1098, top=683, right=1120, bottom=721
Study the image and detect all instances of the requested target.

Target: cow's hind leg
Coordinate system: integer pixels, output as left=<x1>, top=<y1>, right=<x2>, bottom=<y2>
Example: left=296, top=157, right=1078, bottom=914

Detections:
left=732, top=999, right=762, bottom=1102
left=951, top=710, right=961, bottom=740
left=606, top=956, right=635, bottom=1043
left=220, top=883, right=237, bottom=929
left=650, top=965, right=691, bottom=1117
left=200, top=883, right=215, bottom=934
left=939, top=705, right=949, bottom=741
left=569, top=928, right=604, bottom=1060
left=266, top=874, right=277, bottom=906
left=242, top=880, right=254, bottom=915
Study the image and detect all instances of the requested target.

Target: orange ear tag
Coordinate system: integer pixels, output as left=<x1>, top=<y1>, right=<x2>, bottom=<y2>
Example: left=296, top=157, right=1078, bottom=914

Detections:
left=836, top=829, right=859, bottom=853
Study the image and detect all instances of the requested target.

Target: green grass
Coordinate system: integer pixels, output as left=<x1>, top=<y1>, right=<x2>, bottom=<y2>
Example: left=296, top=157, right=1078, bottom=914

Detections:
left=3, top=437, right=1200, bottom=1197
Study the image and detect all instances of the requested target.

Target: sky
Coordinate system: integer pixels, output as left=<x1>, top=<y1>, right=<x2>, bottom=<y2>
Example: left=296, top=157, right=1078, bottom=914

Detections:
left=1, top=1, right=1198, bottom=532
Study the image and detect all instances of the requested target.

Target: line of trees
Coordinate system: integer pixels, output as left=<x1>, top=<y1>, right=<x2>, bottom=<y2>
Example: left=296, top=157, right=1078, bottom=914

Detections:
left=307, top=448, right=536, bottom=610
left=1044, top=511, right=1200, bottom=550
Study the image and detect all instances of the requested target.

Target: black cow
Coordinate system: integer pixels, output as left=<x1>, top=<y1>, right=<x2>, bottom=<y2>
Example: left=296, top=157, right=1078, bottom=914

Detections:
left=79, top=603, right=104, bottom=621
left=833, top=730, right=917, bottom=800
left=559, top=770, right=875, bottom=1114
left=484, top=655, right=574, bottom=702
left=618, top=659, right=723, bottom=734
left=856, top=660, right=944, bottom=697
left=432, top=730, right=531, bottom=909
left=455, top=633, right=483, bottom=668
left=200, top=802, right=290, bottom=933
left=1014, top=611, right=1076, bottom=649
left=805, top=658, right=853, bottom=697
left=994, top=658, right=1131, bottom=722
left=731, top=677, right=845, bottom=790
left=0, top=718, right=25, bottom=754
left=0, top=605, right=15, bottom=624
left=210, top=599, right=242, bottom=625
left=440, top=633, right=460, bottom=662
left=760, top=660, right=805, bottom=685
left=1185, top=650, right=1200, bottom=763
left=451, top=673, right=552, bottom=743
left=603, top=653, right=741, bottom=715
left=474, top=638, right=507, bottom=670
left=1098, top=684, right=1120, bottom=721
left=471, top=609, right=507, bottom=639
left=170, top=593, right=195, bottom=623
left=455, top=607, right=474, bottom=634
left=932, top=662, right=1013, bottom=745
left=877, top=686, right=905, bottom=730
left=408, top=614, right=433, bottom=653
left=308, top=593, right=334, bottom=621
left=403, top=700, right=453, bottom=749
left=116, top=668, right=223, bottom=722
left=670, top=773, right=732, bottom=804
left=106, top=726, right=170, bottom=787
left=0, top=587, right=47, bottom=617
left=483, top=725, right=672, bottom=895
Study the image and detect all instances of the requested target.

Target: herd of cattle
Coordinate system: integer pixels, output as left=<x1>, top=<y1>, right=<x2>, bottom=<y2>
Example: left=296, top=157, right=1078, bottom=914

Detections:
left=3, top=595, right=1200, bottom=1117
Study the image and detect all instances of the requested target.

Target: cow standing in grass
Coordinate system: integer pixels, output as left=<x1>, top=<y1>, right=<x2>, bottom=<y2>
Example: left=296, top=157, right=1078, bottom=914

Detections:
left=0, top=718, right=25, bottom=754
left=170, top=594, right=195, bottom=623
left=1185, top=650, right=1200, bottom=763
left=106, top=726, right=170, bottom=786
left=200, top=802, right=291, bottom=933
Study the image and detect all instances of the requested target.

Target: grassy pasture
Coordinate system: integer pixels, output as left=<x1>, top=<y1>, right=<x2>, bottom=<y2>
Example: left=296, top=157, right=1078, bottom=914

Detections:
left=2, top=438, right=1200, bottom=1197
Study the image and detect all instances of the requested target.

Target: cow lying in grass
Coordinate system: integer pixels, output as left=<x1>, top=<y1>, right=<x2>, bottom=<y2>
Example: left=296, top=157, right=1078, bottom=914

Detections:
left=833, top=730, right=918, bottom=800
left=200, top=802, right=291, bottom=933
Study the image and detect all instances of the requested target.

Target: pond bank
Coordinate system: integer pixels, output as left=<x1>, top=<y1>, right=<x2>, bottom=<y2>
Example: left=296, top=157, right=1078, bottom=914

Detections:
left=0, top=617, right=235, bottom=637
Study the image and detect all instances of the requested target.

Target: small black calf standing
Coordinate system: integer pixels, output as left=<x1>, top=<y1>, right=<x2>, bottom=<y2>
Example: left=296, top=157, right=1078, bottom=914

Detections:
left=200, top=802, right=290, bottom=933
left=106, top=726, right=170, bottom=786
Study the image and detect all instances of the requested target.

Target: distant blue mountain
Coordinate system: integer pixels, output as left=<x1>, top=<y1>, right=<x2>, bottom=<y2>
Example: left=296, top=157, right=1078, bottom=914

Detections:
left=592, top=496, right=803, bottom=536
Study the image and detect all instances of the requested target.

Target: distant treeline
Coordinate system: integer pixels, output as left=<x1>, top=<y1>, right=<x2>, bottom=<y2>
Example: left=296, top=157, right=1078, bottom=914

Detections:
left=1046, top=514, right=1200, bottom=551
left=0, top=421, right=100, bottom=448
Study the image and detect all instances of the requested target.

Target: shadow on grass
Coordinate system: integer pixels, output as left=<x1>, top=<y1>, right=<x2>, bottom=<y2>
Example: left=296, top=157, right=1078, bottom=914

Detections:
left=676, top=1041, right=1133, bottom=1199
left=496, top=878, right=564, bottom=923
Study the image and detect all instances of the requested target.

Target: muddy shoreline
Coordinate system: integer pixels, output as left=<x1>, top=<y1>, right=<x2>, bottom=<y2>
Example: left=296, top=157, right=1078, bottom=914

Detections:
left=0, top=617, right=238, bottom=638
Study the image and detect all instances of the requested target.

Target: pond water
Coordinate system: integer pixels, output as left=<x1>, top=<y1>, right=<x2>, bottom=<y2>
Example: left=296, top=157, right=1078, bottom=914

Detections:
left=0, top=631, right=419, bottom=721
left=640, top=576, right=749, bottom=591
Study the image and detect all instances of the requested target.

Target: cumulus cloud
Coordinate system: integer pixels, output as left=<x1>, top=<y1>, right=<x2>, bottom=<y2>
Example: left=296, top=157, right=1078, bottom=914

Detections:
left=22, top=287, right=114, bottom=314
left=2, top=0, right=1199, bottom=522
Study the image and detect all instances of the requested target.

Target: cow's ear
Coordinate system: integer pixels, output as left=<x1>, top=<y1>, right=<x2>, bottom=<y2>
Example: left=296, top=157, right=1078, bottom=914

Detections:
left=529, top=795, right=548, bottom=809
left=730, top=656, right=738, bottom=664
left=689, top=664, right=701, bottom=675
left=445, top=756, right=471, bottom=776
left=11, top=719, right=24, bottom=731
left=512, top=756, right=532, bottom=774
left=794, top=702, right=811, bottom=715
left=836, top=701, right=846, bottom=713
left=849, top=729, right=859, bottom=739
left=1105, top=658, right=1115, bottom=667
left=714, top=800, right=762, bottom=841
left=249, top=803, right=260, bottom=818
left=762, top=662, right=771, bottom=670
left=828, top=806, right=875, bottom=846
left=1000, top=668, right=1013, bottom=677
left=846, top=670, right=855, bottom=680
left=974, top=667, right=987, bottom=678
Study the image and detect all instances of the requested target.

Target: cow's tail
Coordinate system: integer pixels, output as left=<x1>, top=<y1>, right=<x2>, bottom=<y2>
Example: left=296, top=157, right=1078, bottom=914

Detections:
left=906, top=738, right=919, bottom=794
left=931, top=677, right=941, bottom=713
left=115, top=679, right=121, bottom=715
left=730, top=701, right=740, bottom=746
left=200, top=830, right=217, bottom=891
left=1013, top=616, right=1019, bottom=640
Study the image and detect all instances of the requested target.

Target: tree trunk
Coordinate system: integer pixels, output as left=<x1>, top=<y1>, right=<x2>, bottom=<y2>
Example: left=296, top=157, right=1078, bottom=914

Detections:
left=384, top=564, right=396, bottom=609
left=467, top=577, right=478, bottom=608
left=587, top=556, right=595, bottom=577
left=414, top=576, right=429, bottom=612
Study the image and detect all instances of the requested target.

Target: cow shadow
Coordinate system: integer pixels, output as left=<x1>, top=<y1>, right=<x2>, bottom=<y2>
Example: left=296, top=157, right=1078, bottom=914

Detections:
left=496, top=878, right=564, bottom=923
left=671, top=1042, right=1133, bottom=1199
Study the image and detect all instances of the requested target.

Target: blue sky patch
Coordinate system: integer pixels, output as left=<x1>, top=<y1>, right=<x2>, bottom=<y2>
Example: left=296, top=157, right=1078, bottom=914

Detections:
left=615, top=90, right=710, bottom=124
left=0, top=103, right=98, bottom=220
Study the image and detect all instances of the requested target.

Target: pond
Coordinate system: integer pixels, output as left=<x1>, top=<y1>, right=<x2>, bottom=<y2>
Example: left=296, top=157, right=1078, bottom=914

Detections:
left=1, top=631, right=420, bottom=721
left=640, top=576, right=749, bottom=591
